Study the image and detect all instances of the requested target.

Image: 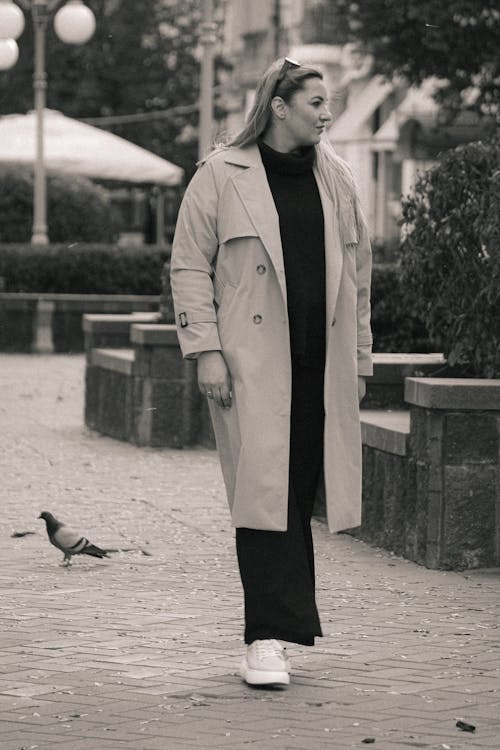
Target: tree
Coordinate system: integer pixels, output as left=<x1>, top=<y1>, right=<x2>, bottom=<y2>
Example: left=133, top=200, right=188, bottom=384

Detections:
left=0, top=1, right=167, bottom=118
left=302, top=0, right=349, bottom=44
left=0, top=0, right=228, bottom=179
left=329, top=0, right=500, bottom=121
left=399, top=137, right=500, bottom=377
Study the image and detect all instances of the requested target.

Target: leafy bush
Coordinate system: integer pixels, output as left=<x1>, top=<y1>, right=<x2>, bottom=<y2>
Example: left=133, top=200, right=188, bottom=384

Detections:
left=0, top=246, right=437, bottom=354
left=0, top=166, right=119, bottom=243
left=0, top=243, right=169, bottom=294
left=371, top=237, right=401, bottom=264
left=400, top=138, right=500, bottom=378
left=371, top=263, right=434, bottom=353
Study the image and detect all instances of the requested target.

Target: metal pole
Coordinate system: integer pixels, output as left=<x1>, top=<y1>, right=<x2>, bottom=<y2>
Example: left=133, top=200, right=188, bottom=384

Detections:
left=154, top=187, right=166, bottom=247
left=198, top=0, right=216, bottom=161
left=31, top=1, right=49, bottom=245
left=273, top=0, right=281, bottom=59
left=180, top=0, right=217, bottom=445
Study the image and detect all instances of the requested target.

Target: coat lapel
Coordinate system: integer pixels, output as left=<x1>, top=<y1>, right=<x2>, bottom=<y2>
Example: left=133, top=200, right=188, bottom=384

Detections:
left=224, top=146, right=288, bottom=307
left=221, top=143, right=345, bottom=323
left=313, top=163, right=344, bottom=326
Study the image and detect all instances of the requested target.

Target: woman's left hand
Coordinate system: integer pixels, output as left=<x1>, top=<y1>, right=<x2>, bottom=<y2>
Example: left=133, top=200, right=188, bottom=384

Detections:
left=358, top=376, right=366, bottom=403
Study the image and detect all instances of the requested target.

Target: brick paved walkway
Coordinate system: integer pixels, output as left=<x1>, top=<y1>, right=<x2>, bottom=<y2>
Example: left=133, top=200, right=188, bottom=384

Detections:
left=1, top=354, right=499, bottom=750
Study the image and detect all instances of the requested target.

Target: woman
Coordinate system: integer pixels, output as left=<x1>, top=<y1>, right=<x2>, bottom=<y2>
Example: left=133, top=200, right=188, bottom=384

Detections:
left=170, top=57, right=372, bottom=688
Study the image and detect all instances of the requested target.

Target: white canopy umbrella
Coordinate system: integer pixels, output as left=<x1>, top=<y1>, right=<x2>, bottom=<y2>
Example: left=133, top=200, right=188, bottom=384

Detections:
left=0, top=109, right=183, bottom=186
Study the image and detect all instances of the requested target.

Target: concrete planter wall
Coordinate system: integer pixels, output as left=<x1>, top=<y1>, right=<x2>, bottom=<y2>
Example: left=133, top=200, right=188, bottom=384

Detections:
left=406, top=378, right=500, bottom=569
left=85, top=323, right=214, bottom=449
left=83, top=313, right=500, bottom=570
left=83, top=315, right=440, bottom=449
left=83, top=312, right=160, bottom=352
left=361, top=352, right=446, bottom=408
left=360, top=378, right=500, bottom=570
left=0, top=293, right=160, bottom=353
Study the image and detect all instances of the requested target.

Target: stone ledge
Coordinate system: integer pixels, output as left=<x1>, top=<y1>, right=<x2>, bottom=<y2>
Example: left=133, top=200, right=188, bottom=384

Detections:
left=89, top=348, right=135, bottom=375
left=363, top=353, right=446, bottom=409
left=361, top=410, right=410, bottom=456
left=130, top=323, right=179, bottom=346
left=405, top=377, right=500, bottom=410
left=83, top=312, right=159, bottom=333
left=0, top=292, right=159, bottom=304
left=371, top=353, right=445, bottom=383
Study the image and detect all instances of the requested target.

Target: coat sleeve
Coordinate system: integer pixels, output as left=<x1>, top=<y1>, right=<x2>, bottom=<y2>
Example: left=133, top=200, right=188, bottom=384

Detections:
left=355, top=198, right=373, bottom=377
left=170, top=160, right=222, bottom=359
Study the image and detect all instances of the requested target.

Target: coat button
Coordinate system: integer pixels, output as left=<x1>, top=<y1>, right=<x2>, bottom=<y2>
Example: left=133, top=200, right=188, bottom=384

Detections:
left=256, top=264, right=266, bottom=275
left=253, top=314, right=262, bottom=324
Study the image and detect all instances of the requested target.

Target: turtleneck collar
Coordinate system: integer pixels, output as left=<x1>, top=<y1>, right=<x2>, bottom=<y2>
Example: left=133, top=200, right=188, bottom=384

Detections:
left=257, top=137, right=315, bottom=176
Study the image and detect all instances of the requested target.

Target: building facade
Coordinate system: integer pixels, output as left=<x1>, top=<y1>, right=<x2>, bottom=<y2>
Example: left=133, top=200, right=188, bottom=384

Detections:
left=219, top=0, right=482, bottom=241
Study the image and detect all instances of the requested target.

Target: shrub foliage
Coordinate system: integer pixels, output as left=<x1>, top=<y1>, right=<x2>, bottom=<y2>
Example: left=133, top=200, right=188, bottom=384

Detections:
left=400, top=138, right=500, bottom=378
left=0, top=166, right=119, bottom=243
left=370, top=264, right=434, bottom=353
left=0, top=243, right=169, bottom=294
left=0, top=242, right=432, bottom=352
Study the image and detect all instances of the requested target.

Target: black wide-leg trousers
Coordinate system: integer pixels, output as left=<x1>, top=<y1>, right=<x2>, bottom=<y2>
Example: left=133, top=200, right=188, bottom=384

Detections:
left=236, top=362, right=325, bottom=646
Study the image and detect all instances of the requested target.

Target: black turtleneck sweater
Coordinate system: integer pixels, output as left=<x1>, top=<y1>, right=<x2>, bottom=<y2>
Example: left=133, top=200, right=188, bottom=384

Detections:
left=258, top=138, right=326, bottom=368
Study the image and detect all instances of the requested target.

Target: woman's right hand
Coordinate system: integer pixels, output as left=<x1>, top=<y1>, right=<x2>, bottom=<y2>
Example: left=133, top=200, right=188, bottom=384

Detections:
left=197, top=351, right=232, bottom=409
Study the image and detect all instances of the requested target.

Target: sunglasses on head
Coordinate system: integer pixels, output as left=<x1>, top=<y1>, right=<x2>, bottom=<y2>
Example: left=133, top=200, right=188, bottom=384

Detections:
left=275, top=57, right=301, bottom=87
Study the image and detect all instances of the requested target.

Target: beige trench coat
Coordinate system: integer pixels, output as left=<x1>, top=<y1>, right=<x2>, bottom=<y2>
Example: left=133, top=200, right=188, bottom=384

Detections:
left=170, top=142, right=372, bottom=532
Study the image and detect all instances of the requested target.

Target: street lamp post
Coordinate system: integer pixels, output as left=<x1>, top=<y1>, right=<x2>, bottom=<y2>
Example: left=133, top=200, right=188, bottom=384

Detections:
left=198, top=0, right=216, bottom=161
left=0, top=0, right=96, bottom=244
left=32, top=1, right=49, bottom=244
left=179, top=0, right=217, bottom=443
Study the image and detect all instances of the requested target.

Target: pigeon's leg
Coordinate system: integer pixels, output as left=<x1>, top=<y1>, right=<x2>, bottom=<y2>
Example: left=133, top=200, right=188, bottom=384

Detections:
left=61, top=552, right=72, bottom=567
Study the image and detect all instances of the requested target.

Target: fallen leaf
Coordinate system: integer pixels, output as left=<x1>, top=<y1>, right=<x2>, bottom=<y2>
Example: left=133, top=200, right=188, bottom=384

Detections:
left=456, top=719, right=475, bottom=733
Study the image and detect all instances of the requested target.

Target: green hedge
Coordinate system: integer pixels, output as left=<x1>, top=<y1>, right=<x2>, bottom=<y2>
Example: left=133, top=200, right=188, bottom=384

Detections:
left=0, top=244, right=434, bottom=353
left=371, top=263, right=434, bottom=353
left=0, top=243, right=169, bottom=294
left=371, top=237, right=401, bottom=264
left=0, top=166, right=120, bottom=243
left=400, top=137, right=500, bottom=377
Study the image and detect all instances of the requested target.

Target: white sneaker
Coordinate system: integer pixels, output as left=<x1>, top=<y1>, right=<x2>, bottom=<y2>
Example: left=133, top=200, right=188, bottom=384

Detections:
left=240, top=639, right=291, bottom=687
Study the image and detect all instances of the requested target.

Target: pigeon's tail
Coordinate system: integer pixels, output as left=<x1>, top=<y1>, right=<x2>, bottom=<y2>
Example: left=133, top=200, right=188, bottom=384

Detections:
left=83, top=544, right=109, bottom=559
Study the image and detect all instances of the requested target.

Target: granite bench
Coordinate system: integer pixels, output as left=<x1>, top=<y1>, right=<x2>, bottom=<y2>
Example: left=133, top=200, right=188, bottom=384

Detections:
left=83, top=318, right=499, bottom=570
left=357, top=380, right=500, bottom=570
left=0, top=293, right=160, bottom=353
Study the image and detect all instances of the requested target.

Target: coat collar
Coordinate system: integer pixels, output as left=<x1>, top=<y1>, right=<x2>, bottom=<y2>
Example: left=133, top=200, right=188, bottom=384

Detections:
left=222, top=143, right=261, bottom=168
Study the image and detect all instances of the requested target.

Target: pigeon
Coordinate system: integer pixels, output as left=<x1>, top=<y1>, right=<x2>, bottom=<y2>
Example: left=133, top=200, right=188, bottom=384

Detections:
left=38, top=511, right=109, bottom=566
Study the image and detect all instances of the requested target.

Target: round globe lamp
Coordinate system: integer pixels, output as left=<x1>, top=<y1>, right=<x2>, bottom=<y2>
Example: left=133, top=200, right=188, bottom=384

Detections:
left=0, top=0, right=25, bottom=40
left=0, top=37, right=19, bottom=70
left=54, top=0, right=96, bottom=45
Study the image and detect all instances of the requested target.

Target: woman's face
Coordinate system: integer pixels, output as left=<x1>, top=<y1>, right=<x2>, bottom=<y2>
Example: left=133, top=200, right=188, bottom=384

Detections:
left=279, top=77, right=332, bottom=148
